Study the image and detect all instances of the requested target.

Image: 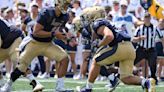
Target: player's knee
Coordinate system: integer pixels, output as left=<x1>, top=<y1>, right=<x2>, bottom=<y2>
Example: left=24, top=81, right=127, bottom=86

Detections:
left=23, top=68, right=32, bottom=76
left=18, top=62, right=28, bottom=73
left=121, top=77, right=128, bottom=84
left=61, top=56, right=69, bottom=63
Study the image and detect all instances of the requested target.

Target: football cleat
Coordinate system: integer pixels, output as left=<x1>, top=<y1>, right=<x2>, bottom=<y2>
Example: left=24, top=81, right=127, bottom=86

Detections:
left=30, top=80, right=44, bottom=92
left=106, top=73, right=120, bottom=92
left=143, top=78, right=156, bottom=92
left=76, top=86, right=92, bottom=92
left=39, top=73, right=50, bottom=79
left=0, top=78, right=5, bottom=87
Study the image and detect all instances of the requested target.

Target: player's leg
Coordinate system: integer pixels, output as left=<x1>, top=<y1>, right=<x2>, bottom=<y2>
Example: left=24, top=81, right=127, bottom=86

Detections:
left=1, top=40, right=42, bottom=92
left=69, top=53, right=77, bottom=74
left=87, top=60, right=100, bottom=87
left=67, top=43, right=77, bottom=76
left=44, top=59, right=50, bottom=78
left=100, top=65, right=120, bottom=91
left=81, top=51, right=90, bottom=79
left=78, top=45, right=119, bottom=92
left=0, top=47, right=12, bottom=88
left=157, top=58, right=164, bottom=81
left=119, top=44, right=155, bottom=92
left=25, top=69, right=44, bottom=92
left=0, top=62, right=5, bottom=87
left=5, top=59, right=12, bottom=78
left=120, top=58, right=142, bottom=85
left=37, top=56, right=46, bottom=78
left=40, top=58, right=50, bottom=79
left=9, top=38, right=43, bottom=89
left=54, top=61, right=59, bottom=78
left=45, top=44, right=69, bottom=91
left=120, top=59, right=156, bottom=92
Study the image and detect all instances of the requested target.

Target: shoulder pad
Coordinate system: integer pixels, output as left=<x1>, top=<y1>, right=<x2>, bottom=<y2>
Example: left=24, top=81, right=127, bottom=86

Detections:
left=92, top=18, right=114, bottom=32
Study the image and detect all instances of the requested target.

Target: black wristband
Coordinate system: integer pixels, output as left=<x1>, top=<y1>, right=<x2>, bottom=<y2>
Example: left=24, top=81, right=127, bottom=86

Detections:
left=51, top=31, right=55, bottom=38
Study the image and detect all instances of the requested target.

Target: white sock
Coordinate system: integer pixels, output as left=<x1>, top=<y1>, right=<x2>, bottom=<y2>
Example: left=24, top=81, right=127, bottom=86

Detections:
left=141, top=78, right=146, bottom=87
left=56, top=78, right=64, bottom=88
left=57, top=78, right=64, bottom=82
left=86, top=81, right=93, bottom=89
left=26, top=74, right=35, bottom=82
left=108, top=73, right=115, bottom=81
left=8, top=79, right=13, bottom=85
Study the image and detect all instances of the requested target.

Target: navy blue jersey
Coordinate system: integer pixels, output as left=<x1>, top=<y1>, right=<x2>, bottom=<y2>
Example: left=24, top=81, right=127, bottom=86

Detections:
left=0, top=19, right=23, bottom=49
left=24, top=16, right=32, bottom=25
left=31, top=7, right=69, bottom=42
left=81, top=26, right=92, bottom=40
left=92, top=18, right=131, bottom=46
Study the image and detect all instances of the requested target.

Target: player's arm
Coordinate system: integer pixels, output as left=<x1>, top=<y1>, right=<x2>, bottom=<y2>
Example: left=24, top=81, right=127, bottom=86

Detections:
left=33, top=10, right=53, bottom=38
left=21, top=23, right=26, bottom=32
left=135, top=21, right=144, bottom=26
left=97, top=26, right=114, bottom=47
left=33, top=23, right=52, bottom=38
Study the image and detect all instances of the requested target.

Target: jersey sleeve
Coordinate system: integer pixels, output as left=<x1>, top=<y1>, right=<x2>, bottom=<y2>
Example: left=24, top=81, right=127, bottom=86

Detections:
left=36, top=9, right=48, bottom=26
left=24, top=16, right=32, bottom=25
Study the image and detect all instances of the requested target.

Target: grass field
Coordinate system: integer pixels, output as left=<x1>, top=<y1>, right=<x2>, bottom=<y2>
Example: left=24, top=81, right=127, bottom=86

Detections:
left=8, top=78, right=164, bottom=92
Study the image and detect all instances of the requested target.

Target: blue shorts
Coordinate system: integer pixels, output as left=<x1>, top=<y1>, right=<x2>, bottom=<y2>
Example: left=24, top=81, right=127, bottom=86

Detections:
left=82, top=39, right=91, bottom=51
left=67, top=44, right=77, bottom=53
left=155, top=42, right=164, bottom=57
left=83, top=43, right=91, bottom=50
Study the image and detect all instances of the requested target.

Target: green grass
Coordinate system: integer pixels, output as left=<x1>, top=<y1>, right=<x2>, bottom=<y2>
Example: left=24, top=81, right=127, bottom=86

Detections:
left=10, top=78, right=164, bottom=92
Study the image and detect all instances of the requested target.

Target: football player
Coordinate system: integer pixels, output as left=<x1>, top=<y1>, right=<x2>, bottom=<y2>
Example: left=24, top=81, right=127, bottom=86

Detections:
left=0, top=18, right=43, bottom=92
left=0, top=0, right=72, bottom=92
left=72, top=6, right=106, bottom=79
left=75, top=18, right=156, bottom=92
left=72, top=6, right=156, bottom=92
left=72, top=6, right=120, bottom=91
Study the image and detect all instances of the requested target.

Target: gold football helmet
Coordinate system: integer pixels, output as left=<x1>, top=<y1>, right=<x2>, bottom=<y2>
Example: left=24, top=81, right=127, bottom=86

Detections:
left=54, top=0, right=71, bottom=14
left=72, top=6, right=106, bottom=33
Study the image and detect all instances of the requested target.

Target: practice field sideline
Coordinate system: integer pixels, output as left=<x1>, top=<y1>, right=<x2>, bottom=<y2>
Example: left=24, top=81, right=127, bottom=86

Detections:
left=7, top=78, right=164, bottom=92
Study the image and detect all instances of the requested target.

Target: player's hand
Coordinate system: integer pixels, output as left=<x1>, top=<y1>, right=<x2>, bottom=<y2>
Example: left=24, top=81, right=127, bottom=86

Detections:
left=53, top=30, right=67, bottom=39
left=68, top=37, right=78, bottom=47
left=92, top=39, right=99, bottom=47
